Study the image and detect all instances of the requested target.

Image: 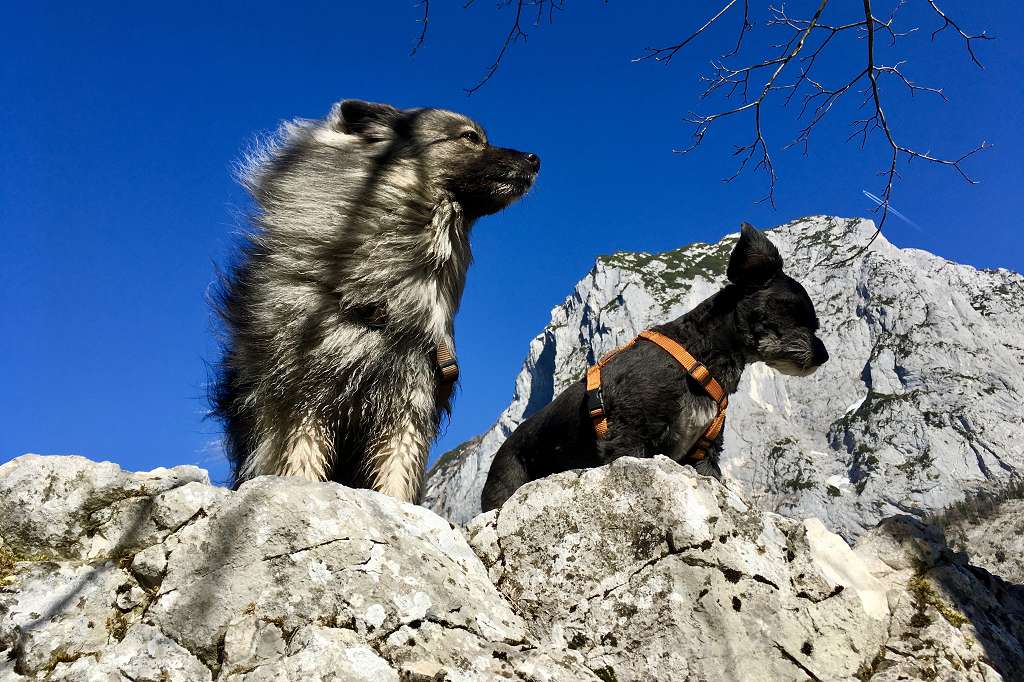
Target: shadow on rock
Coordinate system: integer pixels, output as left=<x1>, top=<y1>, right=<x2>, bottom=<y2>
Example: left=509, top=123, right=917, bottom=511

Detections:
left=858, top=514, right=1024, bottom=680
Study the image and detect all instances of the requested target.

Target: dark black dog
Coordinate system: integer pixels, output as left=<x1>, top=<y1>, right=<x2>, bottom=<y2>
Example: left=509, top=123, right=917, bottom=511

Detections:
left=481, top=224, right=828, bottom=511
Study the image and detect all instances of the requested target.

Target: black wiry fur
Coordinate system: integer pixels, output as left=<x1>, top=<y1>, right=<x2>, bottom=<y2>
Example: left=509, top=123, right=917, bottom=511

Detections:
left=481, top=225, right=828, bottom=511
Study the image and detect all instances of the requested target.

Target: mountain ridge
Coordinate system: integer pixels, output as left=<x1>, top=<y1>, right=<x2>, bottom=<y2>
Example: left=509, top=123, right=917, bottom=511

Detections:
left=423, top=216, right=1024, bottom=536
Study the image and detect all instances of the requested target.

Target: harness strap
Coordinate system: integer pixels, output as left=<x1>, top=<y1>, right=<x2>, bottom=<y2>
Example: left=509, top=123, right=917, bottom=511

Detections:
left=586, top=330, right=729, bottom=462
left=585, top=338, right=640, bottom=439
left=435, top=340, right=459, bottom=404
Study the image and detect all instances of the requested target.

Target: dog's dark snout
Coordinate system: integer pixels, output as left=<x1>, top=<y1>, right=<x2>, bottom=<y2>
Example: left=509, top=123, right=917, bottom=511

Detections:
left=812, top=336, right=829, bottom=365
left=524, top=152, right=540, bottom=173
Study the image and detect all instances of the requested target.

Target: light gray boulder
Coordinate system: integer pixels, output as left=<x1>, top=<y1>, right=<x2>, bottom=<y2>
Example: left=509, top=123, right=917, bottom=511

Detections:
left=0, top=455, right=596, bottom=681
left=0, top=454, right=210, bottom=561
left=929, top=498, right=1024, bottom=586
left=3, top=454, right=1020, bottom=681
left=854, top=516, right=1024, bottom=681
left=50, top=624, right=213, bottom=682
left=468, top=455, right=1024, bottom=682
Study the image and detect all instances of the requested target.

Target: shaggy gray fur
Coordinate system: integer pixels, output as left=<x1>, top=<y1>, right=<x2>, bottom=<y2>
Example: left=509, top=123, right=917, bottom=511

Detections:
left=212, top=100, right=538, bottom=501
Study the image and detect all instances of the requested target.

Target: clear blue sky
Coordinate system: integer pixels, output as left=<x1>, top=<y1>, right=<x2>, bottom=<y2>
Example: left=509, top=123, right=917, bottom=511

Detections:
left=2, top=2, right=1021, bottom=483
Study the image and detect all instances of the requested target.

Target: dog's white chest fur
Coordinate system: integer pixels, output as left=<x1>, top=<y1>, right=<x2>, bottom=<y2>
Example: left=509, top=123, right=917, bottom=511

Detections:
left=666, top=396, right=718, bottom=460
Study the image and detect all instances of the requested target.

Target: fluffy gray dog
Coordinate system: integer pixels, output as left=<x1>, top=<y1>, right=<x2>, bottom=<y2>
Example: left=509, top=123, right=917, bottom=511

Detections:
left=213, top=99, right=539, bottom=501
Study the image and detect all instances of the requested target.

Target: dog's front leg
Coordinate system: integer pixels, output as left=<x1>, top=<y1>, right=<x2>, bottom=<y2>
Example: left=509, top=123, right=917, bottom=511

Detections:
left=235, top=414, right=335, bottom=485
left=367, top=374, right=436, bottom=503
left=596, top=434, right=649, bottom=465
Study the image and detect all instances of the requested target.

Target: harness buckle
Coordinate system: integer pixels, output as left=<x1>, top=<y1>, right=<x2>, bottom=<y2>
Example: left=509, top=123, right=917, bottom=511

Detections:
left=435, top=341, right=459, bottom=384
left=690, top=362, right=713, bottom=387
left=586, top=386, right=606, bottom=419
left=437, top=360, right=459, bottom=384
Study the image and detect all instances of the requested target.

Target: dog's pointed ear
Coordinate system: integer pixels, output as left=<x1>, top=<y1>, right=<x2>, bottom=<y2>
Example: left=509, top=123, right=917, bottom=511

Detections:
left=330, top=100, right=400, bottom=136
left=727, top=223, right=783, bottom=287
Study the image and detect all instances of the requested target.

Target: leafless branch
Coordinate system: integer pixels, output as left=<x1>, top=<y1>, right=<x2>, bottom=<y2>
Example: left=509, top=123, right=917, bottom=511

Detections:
left=410, top=0, right=429, bottom=57
left=633, top=1, right=741, bottom=65
left=464, top=1, right=527, bottom=95
left=925, top=0, right=992, bottom=68
left=676, top=0, right=830, bottom=206
left=826, top=0, right=990, bottom=267
left=462, top=0, right=565, bottom=95
left=875, top=62, right=947, bottom=100
left=420, top=2, right=993, bottom=263
left=723, top=0, right=752, bottom=59
left=629, top=0, right=990, bottom=263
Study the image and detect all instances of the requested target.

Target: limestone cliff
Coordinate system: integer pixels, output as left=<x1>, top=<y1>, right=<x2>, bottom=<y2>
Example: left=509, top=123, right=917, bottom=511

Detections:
left=423, top=217, right=1024, bottom=538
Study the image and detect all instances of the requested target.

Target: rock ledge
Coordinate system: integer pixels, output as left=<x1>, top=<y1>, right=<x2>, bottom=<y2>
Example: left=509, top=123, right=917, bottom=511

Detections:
left=2, top=454, right=1021, bottom=681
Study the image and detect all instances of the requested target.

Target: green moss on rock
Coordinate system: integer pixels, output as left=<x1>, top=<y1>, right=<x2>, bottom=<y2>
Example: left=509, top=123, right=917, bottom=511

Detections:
left=0, top=541, right=15, bottom=585
left=908, top=574, right=969, bottom=628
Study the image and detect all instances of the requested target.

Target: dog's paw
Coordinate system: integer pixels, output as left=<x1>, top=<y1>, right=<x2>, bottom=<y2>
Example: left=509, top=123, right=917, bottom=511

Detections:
left=691, top=457, right=723, bottom=480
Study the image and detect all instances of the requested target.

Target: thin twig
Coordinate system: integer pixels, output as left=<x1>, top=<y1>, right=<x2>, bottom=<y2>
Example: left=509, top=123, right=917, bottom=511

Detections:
left=465, top=0, right=527, bottom=95
left=826, top=0, right=990, bottom=267
left=678, top=0, right=830, bottom=206
left=722, top=0, right=752, bottom=59
left=410, top=0, right=430, bottom=56
left=633, top=1, right=740, bottom=65
left=925, top=0, right=992, bottom=68
left=464, top=1, right=564, bottom=94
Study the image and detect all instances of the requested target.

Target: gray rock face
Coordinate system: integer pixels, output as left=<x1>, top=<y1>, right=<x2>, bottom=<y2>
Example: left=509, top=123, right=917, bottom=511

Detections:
left=423, top=216, right=1024, bottom=538
left=853, top=516, right=1024, bottom=682
left=2, top=454, right=1021, bottom=681
left=0, top=455, right=596, bottom=681
left=469, top=456, right=1024, bottom=682
left=932, top=498, right=1024, bottom=586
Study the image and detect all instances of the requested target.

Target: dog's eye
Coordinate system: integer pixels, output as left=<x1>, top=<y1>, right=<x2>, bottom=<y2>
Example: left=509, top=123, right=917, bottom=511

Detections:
left=460, top=130, right=482, bottom=145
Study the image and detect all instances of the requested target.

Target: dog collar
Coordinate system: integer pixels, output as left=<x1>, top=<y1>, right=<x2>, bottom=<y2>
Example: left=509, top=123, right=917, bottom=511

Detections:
left=585, top=330, right=728, bottom=462
left=435, top=340, right=459, bottom=402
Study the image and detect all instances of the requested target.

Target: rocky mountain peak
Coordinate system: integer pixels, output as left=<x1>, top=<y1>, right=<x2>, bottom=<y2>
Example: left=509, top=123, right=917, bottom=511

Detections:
left=423, top=216, right=1024, bottom=536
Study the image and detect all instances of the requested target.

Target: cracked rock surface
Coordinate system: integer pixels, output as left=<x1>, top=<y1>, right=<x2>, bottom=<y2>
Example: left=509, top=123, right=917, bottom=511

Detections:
left=468, top=456, right=1024, bottom=681
left=0, top=455, right=596, bottom=681
left=3, top=454, right=1020, bottom=681
left=423, top=216, right=1024, bottom=537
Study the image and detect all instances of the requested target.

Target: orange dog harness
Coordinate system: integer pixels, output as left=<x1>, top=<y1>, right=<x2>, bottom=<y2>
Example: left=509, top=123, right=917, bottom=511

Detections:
left=585, top=330, right=728, bottom=462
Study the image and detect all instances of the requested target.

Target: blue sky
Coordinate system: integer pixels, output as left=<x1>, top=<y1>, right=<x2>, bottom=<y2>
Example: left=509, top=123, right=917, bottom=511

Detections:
left=2, top=1, right=1021, bottom=484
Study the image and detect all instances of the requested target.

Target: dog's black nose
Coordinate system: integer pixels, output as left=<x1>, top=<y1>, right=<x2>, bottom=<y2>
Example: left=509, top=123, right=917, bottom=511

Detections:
left=524, top=153, right=540, bottom=172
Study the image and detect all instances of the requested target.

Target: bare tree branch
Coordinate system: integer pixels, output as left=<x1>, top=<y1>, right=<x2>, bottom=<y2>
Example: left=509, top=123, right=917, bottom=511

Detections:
left=415, top=2, right=993, bottom=265
left=465, top=0, right=527, bottom=95
left=723, top=0, right=752, bottom=59
left=463, top=0, right=565, bottom=95
left=827, top=0, right=990, bottom=267
left=632, top=1, right=741, bottom=65
left=925, top=0, right=992, bottom=68
left=410, top=0, right=429, bottom=57
left=676, top=0, right=830, bottom=206
left=627, top=0, right=991, bottom=264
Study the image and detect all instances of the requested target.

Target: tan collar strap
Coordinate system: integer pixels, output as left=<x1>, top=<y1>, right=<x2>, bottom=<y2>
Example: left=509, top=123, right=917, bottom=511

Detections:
left=435, top=340, right=459, bottom=384
left=434, top=340, right=459, bottom=406
left=585, top=330, right=729, bottom=462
